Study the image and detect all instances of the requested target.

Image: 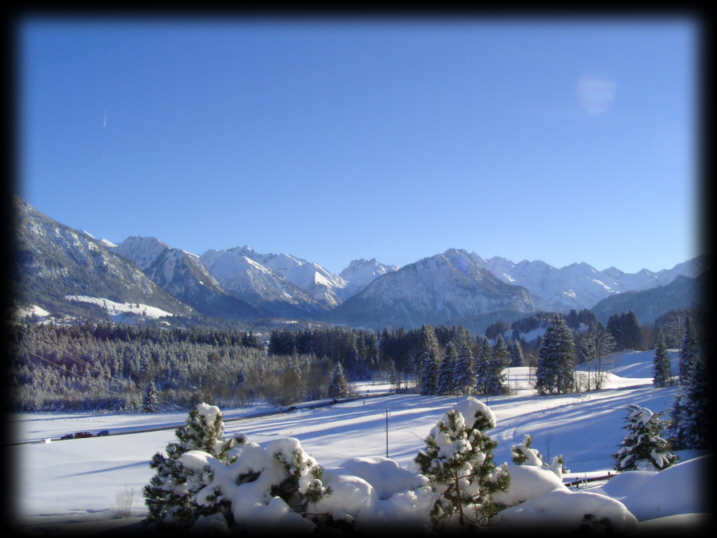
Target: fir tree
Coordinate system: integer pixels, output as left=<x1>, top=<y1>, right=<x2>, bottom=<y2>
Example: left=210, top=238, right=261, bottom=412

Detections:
left=414, top=398, right=509, bottom=529
left=474, top=336, right=490, bottom=394
left=328, top=361, right=350, bottom=399
left=452, top=330, right=475, bottom=395
left=536, top=315, right=576, bottom=394
left=437, top=342, right=458, bottom=395
left=678, top=315, right=698, bottom=384
left=485, top=335, right=510, bottom=395
left=671, top=353, right=710, bottom=450
left=653, top=330, right=672, bottom=387
left=143, top=381, right=160, bottom=413
left=509, top=339, right=525, bottom=367
left=419, top=326, right=441, bottom=395
left=143, top=403, right=244, bottom=527
left=614, top=404, right=677, bottom=471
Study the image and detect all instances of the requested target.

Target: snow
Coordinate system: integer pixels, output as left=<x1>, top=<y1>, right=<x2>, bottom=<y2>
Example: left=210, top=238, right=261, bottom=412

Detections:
left=591, top=278, right=613, bottom=291
left=311, top=471, right=376, bottom=521
left=11, top=349, right=710, bottom=532
left=64, top=295, right=174, bottom=319
left=591, top=455, right=711, bottom=521
left=338, top=457, right=429, bottom=500
left=100, top=238, right=117, bottom=248
left=492, top=464, right=567, bottom=507
left=489, top=487, right=639, bottom=532
left=15, top=304, right=51, bottom=318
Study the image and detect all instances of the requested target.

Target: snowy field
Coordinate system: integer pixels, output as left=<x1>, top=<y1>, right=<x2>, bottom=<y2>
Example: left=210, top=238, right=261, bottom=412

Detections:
left=10, top=349, right=711, bottom=532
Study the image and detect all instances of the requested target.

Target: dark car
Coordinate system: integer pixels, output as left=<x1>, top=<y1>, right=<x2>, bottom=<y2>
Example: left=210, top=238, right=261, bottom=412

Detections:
left=73, top=431, right=94, bottom=438
left=97, top=430, right=110, bottom=436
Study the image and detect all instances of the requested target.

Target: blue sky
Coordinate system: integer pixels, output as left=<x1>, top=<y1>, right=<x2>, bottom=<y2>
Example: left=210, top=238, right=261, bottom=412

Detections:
left=19, top=17, right=699, bottom=275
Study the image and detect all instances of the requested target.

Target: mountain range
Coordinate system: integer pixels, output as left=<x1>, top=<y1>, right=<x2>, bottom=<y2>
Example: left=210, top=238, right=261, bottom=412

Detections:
left=11, top=197, right=706, bottom=332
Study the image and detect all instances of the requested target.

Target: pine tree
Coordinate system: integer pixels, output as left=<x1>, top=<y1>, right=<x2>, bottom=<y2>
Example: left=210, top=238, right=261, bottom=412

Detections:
left=678, top=315, right=698, bottom=384
left=509, top=339, right=525, bottom=367
left=419, top=326, right=441, bottom=395
left=143, top=381, right=160, bottom=413
left=415, top=398, right=509, bottom=529
left=474, top=336, right=490, bottom=394
left=485, top=335, right=510, bottom=395
left=536, top=315, right=576, bottom=394
left=614, top=404, right=677, bottom=471
left=437, top=342, right=458, bottom=395
left=328, top=361, right=350, bottom=399
left=452, top=330, right=475, bottom=395
left=653, top=330, right=672, bottom=387
left=143, top=403, right=244, bottom=527
left=511, top=434, right=543, bottom=466
left=683, top=353, right=710, bottom=449
left=671, top=352, right=710, bottom=450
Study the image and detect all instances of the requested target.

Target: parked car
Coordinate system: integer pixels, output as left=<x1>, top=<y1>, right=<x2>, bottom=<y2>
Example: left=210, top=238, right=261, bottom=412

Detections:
left=73, top=431, right=94, bottom=438
left=96, top=430, right=110, bottom=437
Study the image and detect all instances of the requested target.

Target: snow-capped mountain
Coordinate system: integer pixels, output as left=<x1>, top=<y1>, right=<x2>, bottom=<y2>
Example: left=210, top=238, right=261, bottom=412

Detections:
left=331, top=248, right=535, bottom=332
left=233, top=247, right=349, bottom=308
left=475, top=255, right=706, bottom=312
left=113, top=237, right=260, bottom=320
left=12, top=197, right=194, bottom=320
left=200, top=247, right=325, bottom=317
left=339, top=258, right=399, bottom=298
left=590, top=272, right=704, bottom=325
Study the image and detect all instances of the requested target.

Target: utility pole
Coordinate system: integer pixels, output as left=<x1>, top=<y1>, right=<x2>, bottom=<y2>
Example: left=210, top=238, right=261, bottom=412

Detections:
left=385, top=408, right=389, bottom=458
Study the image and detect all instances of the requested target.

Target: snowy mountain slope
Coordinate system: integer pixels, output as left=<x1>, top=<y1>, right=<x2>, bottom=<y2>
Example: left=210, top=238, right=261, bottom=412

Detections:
left=331, top=249, right=536, bottom=331
left=114, top=237, right=260, bottom=320
left=12, top=197, right=195, bottom=320
left=590, top=273, right=704, bottom=325
left=476, top=254, right=707, bottom=312
left=200, top=247, right=325, bottom=317
left=234, top=247, right=349, bottom=308
left=339, top=258, right=399, bottom=298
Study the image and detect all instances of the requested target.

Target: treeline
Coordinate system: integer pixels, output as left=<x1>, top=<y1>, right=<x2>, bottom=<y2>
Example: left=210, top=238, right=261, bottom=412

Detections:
left=267, top=327, right=379, bottom=380
left=9, top=323, right=341, bottom=411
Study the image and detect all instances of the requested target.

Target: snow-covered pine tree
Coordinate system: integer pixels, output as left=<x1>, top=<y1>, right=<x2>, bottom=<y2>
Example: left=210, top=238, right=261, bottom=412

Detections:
left=419, top=325, right=441, bottom=395
left=536, top=315, right=576, bottom=394
left=652, top=330, right=672, bottom=387
left=511, top=433, right=569, bottom=478
left=143, top=403, right=244, bottom=527
left=511, top=434, right=543, bottom=466
left=452, top=329, right=476, bottom=395
left=474, top=336, right=490, bottom=394
left=415, top=398, right=509, bottom=529
left=614, top=404, right=677, bottom=471
left=509, top=339, right=525, bottom=367
left=437, top=342, right=458, bottom=395
left=328, top=361, right=350, bottom=399
left=485, top=335, right=510, bottom=395
left=143, top=381, right=160, bottom=413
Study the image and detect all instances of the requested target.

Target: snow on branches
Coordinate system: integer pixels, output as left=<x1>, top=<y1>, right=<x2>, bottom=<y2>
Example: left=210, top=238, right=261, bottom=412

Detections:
left=614, top=404, right=677, bottom=471
left=414, top=397, right=509, bottom=529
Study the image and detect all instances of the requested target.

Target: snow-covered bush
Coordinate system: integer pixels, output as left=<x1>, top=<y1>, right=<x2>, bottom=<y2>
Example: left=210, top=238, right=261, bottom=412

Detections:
left=492, top=464, right=567, bottom=508
left=143, top=403, right=244, bottom=527
left=339, top=456, right=429, bottom=500
left=614, top=404, right=677, bottom=471
left=414, top=397, right=510, bottom=529
left=489, top=488, right=639, bottom=532
left=511, top=433, right=569, bottom=478
left=181, top=436, right=331, bottom=532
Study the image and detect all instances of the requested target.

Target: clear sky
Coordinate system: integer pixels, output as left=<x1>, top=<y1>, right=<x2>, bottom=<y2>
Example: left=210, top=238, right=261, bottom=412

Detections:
left=19, top=17, right=699, bottom=275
